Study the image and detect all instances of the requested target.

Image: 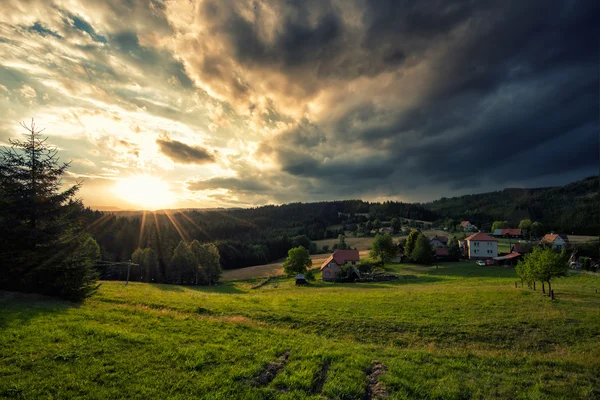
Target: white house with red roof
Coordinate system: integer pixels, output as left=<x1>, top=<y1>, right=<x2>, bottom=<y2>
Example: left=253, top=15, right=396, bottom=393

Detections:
left=540, top=233, right=568, bottom=251
left=320, top=250, right=360, bottom=281
left=460, top=221, right=477, bottom=232
left=464, top=232, right=498, bottom=259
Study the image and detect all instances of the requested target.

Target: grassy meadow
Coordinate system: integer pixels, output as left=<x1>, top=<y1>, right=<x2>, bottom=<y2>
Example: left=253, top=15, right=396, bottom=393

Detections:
left=1, top=262, right=600, bottom=399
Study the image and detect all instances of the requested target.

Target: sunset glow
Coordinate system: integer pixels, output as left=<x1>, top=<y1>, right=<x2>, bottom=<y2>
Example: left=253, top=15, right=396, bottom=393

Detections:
left=113, top=176, right=175, bottom=210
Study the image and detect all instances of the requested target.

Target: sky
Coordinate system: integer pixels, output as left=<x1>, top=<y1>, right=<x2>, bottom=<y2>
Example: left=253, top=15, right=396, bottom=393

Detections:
left=0, top=0, right=598, bottom=210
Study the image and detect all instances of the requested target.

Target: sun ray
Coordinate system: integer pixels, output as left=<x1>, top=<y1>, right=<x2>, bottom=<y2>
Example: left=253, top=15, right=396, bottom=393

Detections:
left=138, top=210, right=147, bottom=249
left=163, top=209, right=190, bottom=244
left=178, top=211, right=212, bottom=240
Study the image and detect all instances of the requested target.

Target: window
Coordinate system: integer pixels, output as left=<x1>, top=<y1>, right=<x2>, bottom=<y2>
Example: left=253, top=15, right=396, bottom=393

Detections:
left=352, top=261, right=356, bottom=265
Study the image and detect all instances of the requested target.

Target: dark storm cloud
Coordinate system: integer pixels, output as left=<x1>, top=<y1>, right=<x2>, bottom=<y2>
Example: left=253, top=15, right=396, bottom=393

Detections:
left=188, top=177, right=269, bottom=193
left=252, top=0, right=599, bottom=198
left=156, top=138, right=216, bottom=165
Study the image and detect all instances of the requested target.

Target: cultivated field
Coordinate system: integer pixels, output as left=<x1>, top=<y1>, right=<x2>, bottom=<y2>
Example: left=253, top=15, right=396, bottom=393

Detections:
left=1, top=263, right=599, bottom=399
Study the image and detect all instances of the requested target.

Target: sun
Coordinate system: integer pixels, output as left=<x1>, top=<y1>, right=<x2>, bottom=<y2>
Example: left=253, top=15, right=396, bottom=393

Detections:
left=113, top=175, right=175, bottom=210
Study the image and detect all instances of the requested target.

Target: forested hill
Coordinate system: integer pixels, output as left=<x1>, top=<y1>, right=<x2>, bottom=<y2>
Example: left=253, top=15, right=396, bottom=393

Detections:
left=83, top=200, right=437, bottom=270
left=424, top=176, right=599, bottom=235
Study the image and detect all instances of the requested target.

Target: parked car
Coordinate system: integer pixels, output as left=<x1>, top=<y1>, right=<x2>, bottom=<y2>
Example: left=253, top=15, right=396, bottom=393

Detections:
left=485, top=259, right=494, bottom=266
left=476, top=260, right=485, bottom=266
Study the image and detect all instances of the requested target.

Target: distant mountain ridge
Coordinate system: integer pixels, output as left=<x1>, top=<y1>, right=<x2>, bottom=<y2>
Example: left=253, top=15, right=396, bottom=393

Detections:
left=423, top=176, right=599, bottom=235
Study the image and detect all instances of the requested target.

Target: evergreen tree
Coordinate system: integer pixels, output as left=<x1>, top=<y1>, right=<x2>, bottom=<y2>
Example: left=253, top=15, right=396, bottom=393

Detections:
left=142, top=248, right=160, bottom=282
left=411, top=233, right=434, bottom=264
left=405, top=229, right=420, bottom=257
left=0, top=121, right=98, bottom=300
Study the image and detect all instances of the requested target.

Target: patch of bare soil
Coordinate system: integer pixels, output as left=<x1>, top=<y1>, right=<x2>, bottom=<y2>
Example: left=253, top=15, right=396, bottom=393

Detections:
left=365, top=360, right=389, bottom=399
left=252, top=351, right=290, bottom=386
left=311, top=358, right=331, bottom=395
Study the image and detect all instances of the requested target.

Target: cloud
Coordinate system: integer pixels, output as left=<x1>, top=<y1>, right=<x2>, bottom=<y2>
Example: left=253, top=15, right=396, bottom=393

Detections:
left=0, top=0, right=597, bottom=208
left=156, top=137, right=216, bottom=165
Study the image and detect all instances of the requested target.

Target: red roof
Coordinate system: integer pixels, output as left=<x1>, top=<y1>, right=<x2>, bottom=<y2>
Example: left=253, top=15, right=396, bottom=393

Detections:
left=465, top=232, right=497, bottom=242
left=494, top=252, right=521, bottom=261
left=435, top=247, right=449, bottom=256
left=431, top=235, right=448, bottom=244
left=541, top=234, right=564, bottom=244
left=501, top=229, right=522, bottom=236
left=320, top=249, right=360, bottom=270
left=460, top=221, right=470, bottom=227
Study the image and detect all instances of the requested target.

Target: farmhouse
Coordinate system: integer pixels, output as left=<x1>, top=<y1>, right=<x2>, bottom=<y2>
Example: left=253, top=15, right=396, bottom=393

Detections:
left=540, top=233, right=568, bottom=251
left=511, top=243, right=531, bottom=254
left=429, top=235, right=448, bottom=248
left=435, top=247, right=449, bottom=260
left=464, top=232, right=498, bottom=260
left=460, top=221, right=477, bottom=232
left=321, top=249, right=360, bottom=281
left=492, top=228, right=524, bottom=238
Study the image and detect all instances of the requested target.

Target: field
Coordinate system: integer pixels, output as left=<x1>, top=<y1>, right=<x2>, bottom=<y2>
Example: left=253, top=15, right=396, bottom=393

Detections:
left=2, top=263, right=600, bottom=399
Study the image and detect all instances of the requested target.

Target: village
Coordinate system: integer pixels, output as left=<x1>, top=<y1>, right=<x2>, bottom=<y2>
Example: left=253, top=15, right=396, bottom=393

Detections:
left=306, top=219, right=598, bottom=284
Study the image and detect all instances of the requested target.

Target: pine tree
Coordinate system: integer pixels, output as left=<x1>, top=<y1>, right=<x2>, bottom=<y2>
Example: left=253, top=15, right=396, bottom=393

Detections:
left=0, top=120, right=98, bottom=300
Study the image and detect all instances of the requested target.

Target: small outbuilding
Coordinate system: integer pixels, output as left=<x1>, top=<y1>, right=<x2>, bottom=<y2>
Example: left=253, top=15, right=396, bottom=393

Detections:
left=295, top=274, right=307, bottom=285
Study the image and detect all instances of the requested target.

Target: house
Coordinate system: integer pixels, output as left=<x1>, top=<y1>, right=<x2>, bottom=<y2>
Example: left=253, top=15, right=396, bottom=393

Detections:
left=429, top=235, right=448, bottom=248
left=391, top=251, right=405, bottom=263
left=511, top=243, right=531, bottom=254
left=464, top=232, right=498, bottom=259
left=379, top=227, right=394, bottom=234
left=435, top=247, right=449, bottom=259
left=493, top=229, right=523, bottom=238
left=320, top=249, right=360, bottom=281
left=295, top=274, right=307, bottom=285
left=540, top=233, right=568, bottom=251
left=460, top=221, right=477, bottom=232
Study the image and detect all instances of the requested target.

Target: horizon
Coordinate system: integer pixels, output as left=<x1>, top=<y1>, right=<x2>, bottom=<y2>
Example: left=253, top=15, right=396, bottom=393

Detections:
left=85, top=174, right=598, bottom=212
left=1, top=0, right=598, bottom=210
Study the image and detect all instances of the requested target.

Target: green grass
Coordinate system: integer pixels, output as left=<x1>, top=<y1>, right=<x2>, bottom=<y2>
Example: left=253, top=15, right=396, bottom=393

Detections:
left=1, top=263, right=600, bottom=399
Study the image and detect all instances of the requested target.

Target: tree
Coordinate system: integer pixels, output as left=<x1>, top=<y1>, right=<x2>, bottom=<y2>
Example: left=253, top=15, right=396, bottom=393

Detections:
left=188, top=240, right=221, bottom=285
left=283, top=246, right=312, bottom=276
left=516, top=247, right=568, bottom=296
left=530, top=222, right=545, bottom=239
left=142, top=248, right=160, bottom=282
left=0, top=120, right=98, bottom=301
left=170, top=241, right=196, bottom=284
left=518, top=219, right=532, bottom=231
left=448, top=235, right=461, bottom=260
left=444, top=218, right=455, bottom=231
left=411, top=233, right=433, bottom=264
left=337, top=234, right=348, bottom=250
left=491, top=221, right=510, bottom=231
left=391, top=218, right=401, bottom=233
left=370, top=233, right=396, bottom=265
left=373, top=219, right=382, bottom=230
left=405, top=229, right=420, bottom=258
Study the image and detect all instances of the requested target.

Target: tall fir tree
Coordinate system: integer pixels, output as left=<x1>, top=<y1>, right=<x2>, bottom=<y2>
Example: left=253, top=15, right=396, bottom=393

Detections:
left=0, top=120, right=98, bottom=300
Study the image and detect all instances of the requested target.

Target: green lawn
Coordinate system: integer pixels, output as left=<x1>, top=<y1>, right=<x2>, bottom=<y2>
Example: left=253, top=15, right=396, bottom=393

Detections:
left=1, top=263, right=599, bottom=399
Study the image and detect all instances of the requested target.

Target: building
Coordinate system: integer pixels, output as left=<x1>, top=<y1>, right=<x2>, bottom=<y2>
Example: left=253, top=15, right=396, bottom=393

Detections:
left=435, top=247, right=449, bottom=259
left=379, top=227, right=394, bottom=234
left=511, top=243, right=531, bottom=254
left=493, top=252, right=522, bottom=266
left=295, top=274, right=307, bottom=285
left=464, top=232, right=498, bottom=259
left=540, top=233, right=568, bottom=251
left=429, top=235, right=448, bottom=248
left=320, top=249, right=360, bottom=281
left=492, top=228, right=524, bottom=238
left=460, top=221, right=477, bottom=232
